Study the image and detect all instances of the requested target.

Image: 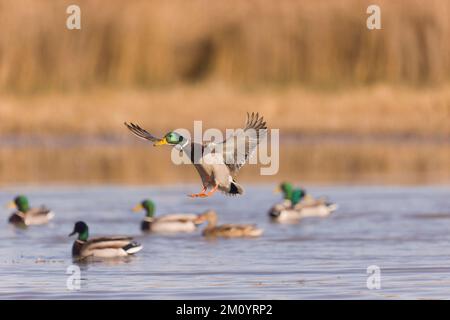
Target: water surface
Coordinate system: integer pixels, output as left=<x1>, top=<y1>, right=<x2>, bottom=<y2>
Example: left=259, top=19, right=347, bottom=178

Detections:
left=0, top=185, right=449, bottom=299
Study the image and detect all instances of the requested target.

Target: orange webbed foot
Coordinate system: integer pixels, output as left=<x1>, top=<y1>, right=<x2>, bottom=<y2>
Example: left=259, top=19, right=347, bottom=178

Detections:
left=188, top=185, right=207, bottom=198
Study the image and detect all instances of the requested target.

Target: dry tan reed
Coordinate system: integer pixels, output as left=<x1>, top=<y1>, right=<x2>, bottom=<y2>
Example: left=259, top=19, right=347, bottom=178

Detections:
left=0, top=0, right=449, bottom=91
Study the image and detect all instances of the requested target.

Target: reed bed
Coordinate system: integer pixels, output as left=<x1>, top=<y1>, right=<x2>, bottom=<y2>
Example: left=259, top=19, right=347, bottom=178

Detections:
left=0, top=0, right=449, bottom=91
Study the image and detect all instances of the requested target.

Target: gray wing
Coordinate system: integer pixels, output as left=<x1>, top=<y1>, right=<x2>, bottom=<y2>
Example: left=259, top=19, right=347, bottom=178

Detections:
left=212, top=112, right=267, bottom=176
left=88, top=236, right=133, bottom=244
left=124, top=122, right=162, bottom=142
left=27, top=207, right=52, bottom=217
left=86, top=237, right=133, bottom=249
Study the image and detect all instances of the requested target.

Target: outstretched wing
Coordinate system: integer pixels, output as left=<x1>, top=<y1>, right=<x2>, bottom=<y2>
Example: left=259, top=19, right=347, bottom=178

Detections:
left=211, top=112, right=267, bottom=176
left=124, top=122, right=162, bottom=142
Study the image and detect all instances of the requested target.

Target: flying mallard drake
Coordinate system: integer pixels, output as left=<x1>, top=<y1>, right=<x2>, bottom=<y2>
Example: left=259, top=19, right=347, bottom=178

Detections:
left=195, top=210, right=263, bottom=238
left=69, top=221, right=143, bottom=259
left=125, top=112, right=267, bottom=197
left=133, top=199, right=204, bottom=233
left=7, top=195, right=54, bottom=227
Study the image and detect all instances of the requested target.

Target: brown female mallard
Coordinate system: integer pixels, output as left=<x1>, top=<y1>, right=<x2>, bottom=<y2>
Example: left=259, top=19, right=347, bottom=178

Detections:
left=195, top=210, right=263, bottom=238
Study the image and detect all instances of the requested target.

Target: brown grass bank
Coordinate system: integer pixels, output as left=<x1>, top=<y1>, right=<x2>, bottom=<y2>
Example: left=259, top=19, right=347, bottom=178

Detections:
left=0, top=85, right=449, bottom=137
left=0, top=143, right=448, bottom=185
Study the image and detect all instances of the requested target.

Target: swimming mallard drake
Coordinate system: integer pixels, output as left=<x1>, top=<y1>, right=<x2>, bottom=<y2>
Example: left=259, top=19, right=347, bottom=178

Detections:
left=195, top=210, right=263, bottom=238
left=269, top=201, right=338, bottom=222
left=270, top=183, right=338, bottom=222
left=7, top=195, right=54, bottom=227
left=133, top=199, right=203, bottom=233
left=69, top=221, right=143, bottom=259
left=270, top=192, right=338, bottom=222
left=274, top=182, right=296, bottom=208
left=125, top=112, right=267, bottom=197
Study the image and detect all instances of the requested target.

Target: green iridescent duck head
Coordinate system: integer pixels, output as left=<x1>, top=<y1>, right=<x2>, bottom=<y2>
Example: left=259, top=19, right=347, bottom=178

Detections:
left=133, top=199, right=155, bottom=217
left=154, top=132, right=184, bottom=146
left=69, top=221, right=89, bottom=241
left=278, top=182, right=293, bottom=200
left=8, top=195, right=30, bottom=213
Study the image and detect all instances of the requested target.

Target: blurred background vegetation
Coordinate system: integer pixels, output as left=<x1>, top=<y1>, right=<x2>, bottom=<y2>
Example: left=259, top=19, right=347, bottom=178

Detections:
left=0, top=0, right=448, bottom=185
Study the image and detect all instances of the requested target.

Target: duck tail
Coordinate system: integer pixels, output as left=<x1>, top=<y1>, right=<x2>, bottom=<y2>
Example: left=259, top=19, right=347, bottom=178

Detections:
left=229, top=181, right=244, bottom=195
left=123, top=241, right=143, bottom=255
left=326, top=203, right=338, bottom=212
left=46, top=211, right=55, bottom=220
left=269, top=208, right=280, bottom=218
left=248, top=228, right=264, bottom=237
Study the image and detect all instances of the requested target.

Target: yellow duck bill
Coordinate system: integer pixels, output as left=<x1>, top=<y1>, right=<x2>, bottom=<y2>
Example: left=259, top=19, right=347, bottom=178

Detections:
left=153, top=138, right=168, bottom=146
left=132, top=203, right=144, bottom=212
left=7, top=201, right=16, bottom=209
